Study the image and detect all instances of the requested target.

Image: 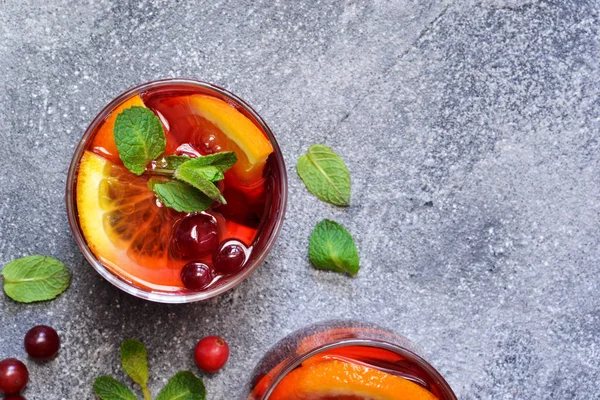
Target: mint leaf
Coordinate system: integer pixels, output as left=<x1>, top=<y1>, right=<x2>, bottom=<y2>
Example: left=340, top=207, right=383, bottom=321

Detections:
left=175, top=165, right=225, bottom=203
left=120, top=339, right=149, bottom=388
left=156, top=371, right=206, bottom=400
left=114, top=106, right=166, bottom=175
left=179, top=152, right=238, bottom=173
left=157, top=155, right=192, bottom=170
left=148, top=178, right=213, bottom=213
left=297, top=144, right=351, bottom=206
left=308, top=219, right=359, bottom=276
left=2, top=255, right=72, bottom=303
left=93, top=376, right=138, bottom=400
left=173, top=152, right=238, bottom=202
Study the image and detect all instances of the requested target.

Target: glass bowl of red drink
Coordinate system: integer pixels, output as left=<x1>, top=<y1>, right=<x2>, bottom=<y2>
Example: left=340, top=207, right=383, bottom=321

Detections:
left=245, top=320, right=457, bottom=400
left=66, top=79, right=287, bottom=303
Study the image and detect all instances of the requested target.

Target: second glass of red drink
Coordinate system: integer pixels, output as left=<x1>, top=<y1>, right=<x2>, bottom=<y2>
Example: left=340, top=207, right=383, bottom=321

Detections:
left=246, top=320, right=457, bottom=400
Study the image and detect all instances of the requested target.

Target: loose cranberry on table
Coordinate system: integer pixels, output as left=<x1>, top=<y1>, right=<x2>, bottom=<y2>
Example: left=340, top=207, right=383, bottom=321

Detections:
left=181, top=262, right=214, bottom=291
left=194, top=336, right=229, bottom=373
left=0, top=358, right=28, bottom=395
left=172, top=214, right=219, bottom=259
left=24, top=325, right=60, bottom=360
left=212, top=240, right=248, bottom=275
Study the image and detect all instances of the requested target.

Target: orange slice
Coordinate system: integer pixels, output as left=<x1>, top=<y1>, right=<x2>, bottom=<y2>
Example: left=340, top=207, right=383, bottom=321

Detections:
left=76, top=150, right=182, bottom=289
left=186, top=95, right=274, bottom=185
left=269, top=360, right=437, bottom=400
left=147, top=94, right=274, bottom=186
left=91, top=95, right=145, bottom=163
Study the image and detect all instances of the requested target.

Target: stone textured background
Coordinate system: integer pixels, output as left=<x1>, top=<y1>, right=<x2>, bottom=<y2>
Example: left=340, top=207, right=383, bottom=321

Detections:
left=1, top=0, right=599, bottom=398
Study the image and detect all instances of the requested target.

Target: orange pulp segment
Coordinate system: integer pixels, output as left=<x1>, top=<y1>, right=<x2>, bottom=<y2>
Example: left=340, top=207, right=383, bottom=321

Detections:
left=76, top=150, right=182, bottom=289
left=91, top=95, right=145, bottom=163
left=269, top=359, right=437, bottom=400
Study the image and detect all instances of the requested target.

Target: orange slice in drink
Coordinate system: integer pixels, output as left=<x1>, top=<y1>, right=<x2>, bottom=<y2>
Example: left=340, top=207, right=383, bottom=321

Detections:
left=186, top=95, right=274, bottom=184
left=76, top=150, right=182, bottom=289
left=151, top=94, right=274, bottom=186
left=91, top=95, right=145, bottom=163
left=269, top=359, right=437, bottom=400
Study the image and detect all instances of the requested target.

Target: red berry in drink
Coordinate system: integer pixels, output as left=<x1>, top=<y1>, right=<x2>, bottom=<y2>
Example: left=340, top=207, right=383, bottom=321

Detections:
left=172, top=214, right=219, bottom=259
left=181, top=262, right=214, bottom=291
left=24, top=325, right=60, bottom=360
left=212, top=240, right=248, bottom=275
left=5, top=396, right=26, bottom=400
left=0, top=359, right=28, bottom=395
left=194, top=336, right=229, bottom=373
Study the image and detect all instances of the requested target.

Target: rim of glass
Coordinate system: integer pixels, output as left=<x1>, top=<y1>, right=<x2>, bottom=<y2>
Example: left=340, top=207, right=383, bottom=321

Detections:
left=260, top=339, right=457, bottom=400
left=65, top=78, right=288, bottom=304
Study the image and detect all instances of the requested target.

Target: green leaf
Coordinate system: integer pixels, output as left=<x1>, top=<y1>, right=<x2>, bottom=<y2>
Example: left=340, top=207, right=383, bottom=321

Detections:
left=2, top=255, right=71, bottom=303
left=179, top=152, right=238, bottom=174
left=297, top=144, right=351, bottom=206
left=175, top=165, right=225, bottom=203
left=120, top=339, right=149, bottom=388
left=308, top=219, right=360, bottom=276
left=155, top=153, right=236, bottom=182
left=148, top=178, right=213, bottom=213
left=93, top=376, right=138, bottom=400
left=156, top=371, right=206, bottom=400
left=156, top=155, right=192, bottom=170
left=114, top=106, right=166, bottom=175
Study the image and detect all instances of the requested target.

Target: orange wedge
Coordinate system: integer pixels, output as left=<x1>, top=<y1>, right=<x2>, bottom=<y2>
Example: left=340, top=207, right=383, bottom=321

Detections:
left=91, top=95, right=145, bottom=163
left=186, top=95, right=274, bottom=184
left=269, top=359, right=437, bottom=400
left=76, top=150, right=182, bottom=289
left=147, top=94, right=274, bottom=185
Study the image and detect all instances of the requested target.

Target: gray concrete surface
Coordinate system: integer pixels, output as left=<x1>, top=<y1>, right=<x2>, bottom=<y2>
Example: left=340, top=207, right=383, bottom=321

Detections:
left=1, top=0, right=599, bottom=398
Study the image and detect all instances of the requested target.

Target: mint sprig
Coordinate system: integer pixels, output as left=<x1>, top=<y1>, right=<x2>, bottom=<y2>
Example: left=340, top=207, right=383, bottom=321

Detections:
left=114, top=106, right=166, bottom=176
left=111, top=105, right=238, bottom=212
left=174, top=152, right=238, bottom=204
left=120, top=339, right=151, bottom=400
left=308, top=219, right=360, bottom=276
left=174, top=166, right=225, bottom=204
left=2, top=255, right=72, bottom=303
left=93, top=340, right=206, bottom=400
left=156, top=155, right=192, bottom=170
left=148, top=179, right=214, bottom=213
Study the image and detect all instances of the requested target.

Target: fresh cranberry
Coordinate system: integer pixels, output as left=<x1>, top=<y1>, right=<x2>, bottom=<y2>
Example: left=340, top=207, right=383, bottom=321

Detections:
left=181, top=262, right=214, bottom=291
left=212, top=240, right=248, bottom=275
left=194, top=336, right=229, bottom=373
left=172, top=214, right=219, bottom=259
left=0, top=359, right=28, bottom=395
left=24, top=325, right=60, bottom=360
left=5, top=396, right=26, bottom=400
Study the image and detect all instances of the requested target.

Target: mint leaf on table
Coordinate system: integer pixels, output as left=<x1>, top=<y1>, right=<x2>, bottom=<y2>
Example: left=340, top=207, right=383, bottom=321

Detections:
left=156, top=371, right=206, bottom=400
left=114, top=106, right=166, bottom=175
left=1, top=255, right=71, bottom=303
left=297, top=144, right=351, bottom=206
left=93, top=376, right=138, bottom=400
left=120, top=339, right=149, bottom=391
left=308, top=219, right=360, bottom=276
left=148, top=178, right=214, bottom=213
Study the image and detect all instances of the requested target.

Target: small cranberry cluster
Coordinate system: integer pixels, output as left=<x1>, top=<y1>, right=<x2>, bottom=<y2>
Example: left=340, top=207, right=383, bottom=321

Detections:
left=0, top=326, right=60, bottom=398
left=173, top=214, right=249, bottom=291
